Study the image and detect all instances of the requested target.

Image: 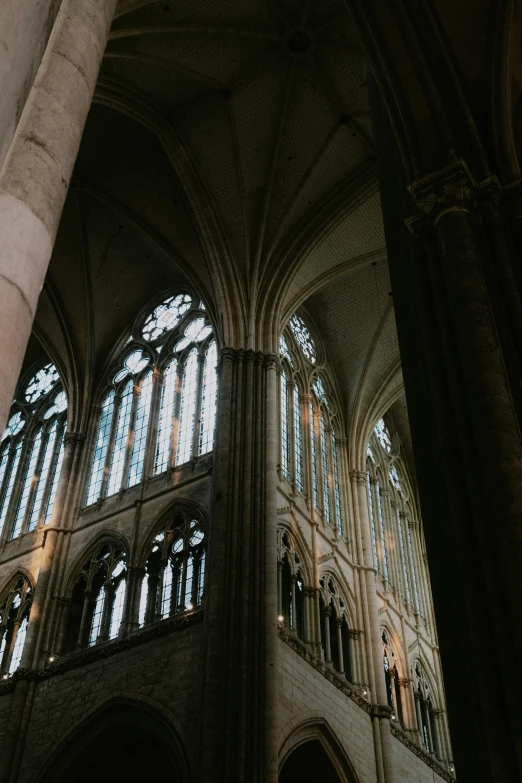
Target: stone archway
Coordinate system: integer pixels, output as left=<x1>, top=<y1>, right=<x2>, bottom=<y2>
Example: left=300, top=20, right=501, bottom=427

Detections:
left=280, top=739, right=346, bottom=783
left=38, top=699, right=189, bottom=783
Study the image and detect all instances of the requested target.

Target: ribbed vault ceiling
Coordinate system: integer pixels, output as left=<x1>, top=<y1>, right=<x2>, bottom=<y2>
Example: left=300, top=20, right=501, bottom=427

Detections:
left=25, top=0, right=403, bottom=448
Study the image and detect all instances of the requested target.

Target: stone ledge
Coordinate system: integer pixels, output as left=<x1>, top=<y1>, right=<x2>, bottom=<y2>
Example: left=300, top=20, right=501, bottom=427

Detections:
left=390, top=722, right=455, bottom=782
left=0, top=609, right=204, bottom=693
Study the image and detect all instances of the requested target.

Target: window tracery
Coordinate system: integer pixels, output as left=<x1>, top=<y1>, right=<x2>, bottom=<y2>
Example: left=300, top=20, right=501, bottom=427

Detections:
left=138, top=510, right=206, bottom=627
left=289, top=313, right=316, bottom=364
left=84, top=293, right=217, bottom=506
left=279, top=316, right=344, bottom=536
left=0, top=573, right=33, bottom=676
left=63, top=541, right=127, bottom=653
left=382, top=629, right=403, bottom=725
left=277, top=530, right=306, bottom=639
left=413, top=661, right=440, bottom=757
left=0, top=363, right=67, bottom=541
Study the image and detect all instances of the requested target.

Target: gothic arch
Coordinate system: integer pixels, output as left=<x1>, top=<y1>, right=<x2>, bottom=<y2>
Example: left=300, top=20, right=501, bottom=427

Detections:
left=37, top=696, right=191, bottom=783
left=279, top=718, right=360, bottom=783
left=63, top=531, right=130, bottom=597
left=277, top=519, right=313, bottom=587
left=136, top=498, right=209, bottom=567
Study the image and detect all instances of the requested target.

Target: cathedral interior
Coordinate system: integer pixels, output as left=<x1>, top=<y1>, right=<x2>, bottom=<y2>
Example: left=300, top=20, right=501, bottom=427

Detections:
left=0, top=0, right=521, bottom=781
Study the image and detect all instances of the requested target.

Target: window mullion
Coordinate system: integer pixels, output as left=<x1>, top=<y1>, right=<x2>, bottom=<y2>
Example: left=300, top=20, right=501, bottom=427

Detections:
left=325, top=422, right=336, bottom=530
left=191, top=353, right=205, bottom=460
left=9, top=432, right=38, bottom=539
left=0, top=444, right=18, bottom=542
left=22, top=430, right=48, bottom=535
left=142, top=369, right=161, bottom=482
left=38, top=419, right=64, bottom=527
left=100, top=394, right=121, bottom=500
left=288, top=379, right=296, bottom=488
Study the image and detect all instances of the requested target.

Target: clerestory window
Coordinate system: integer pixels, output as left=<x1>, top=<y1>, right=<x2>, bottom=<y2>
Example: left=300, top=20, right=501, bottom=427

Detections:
left=0, top=364, right=67, bottom=541
left=84, top=293, right=217, bottom=506
left=279, top=315, right=344, bottom=536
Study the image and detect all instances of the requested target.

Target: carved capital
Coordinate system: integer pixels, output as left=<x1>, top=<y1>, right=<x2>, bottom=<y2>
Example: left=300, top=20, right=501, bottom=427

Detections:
left=63, top=431, right=85, bottom=447
left=264, top=353, right=279, bottom=372
left=371, top=703, right=393, bottom=720
left=349, top=470, right=366, bottom=487
left=406, top=160, right=476, bottom=233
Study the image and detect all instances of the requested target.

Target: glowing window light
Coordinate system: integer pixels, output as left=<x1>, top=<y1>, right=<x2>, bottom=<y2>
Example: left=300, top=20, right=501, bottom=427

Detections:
left=280, top=370, right=290, bottom=480
left=376, top=481, right=390, bottom=582
left=161, top=564, right=173, bottom=618
left=375, top=418, right=391, bottom=452
left=89, top=588, right=105, bottom=646
left=1, top=413, right=24, bottom=442
left=127, top=372, right=153, bottom=487
left=320, top=416, right=331, bottom=524
left=0, top=442, right=22, bottom=536
left=142, top=294, right=192, bottom=341
left=28, top=423, right=58, bottom=531
left=310, top=402, right=319, bottom=509
left=107, top=381, right=133, bottom=496
left=184, top=554, right=194, bottom=608
left=154, top=360, right=177, bottom=475
left=12, top=429, right=42, bottom=538
left=314, top=377, right=328, bottom=405
left=198, top=341, right=218, bottom=456
left=397, top=509, right=412, bottom=605
left=289, top=314, right=316, bottom=363
left=197, top=550, right=206, bottom=604
left=293, top=385, right=303, bottom=493
left=25, top=364, right=59, bottom=403
left=174, top=317, right=212, bottom=352
left=8, top=616, right=28, bottom=674
left=332, top=430, right=343, bottom=536
left=85, top=391, right=115, bottom=506
left=0, top=448, right=9, bottom=497
left=109, top=579, right=126, bottom=639
left=44, top=437, right=64, bottom=524
left=176, top=350, right=198, bottom=466
left=390, top=464, right=401, bottom=490
left=367, top=469, right=379, bottom=571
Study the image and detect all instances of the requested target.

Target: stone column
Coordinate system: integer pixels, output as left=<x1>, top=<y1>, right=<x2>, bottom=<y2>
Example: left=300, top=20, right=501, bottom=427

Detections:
left=322, top=606, right=332, bottom=663
left=336, top=618, right=345, bottom=674
left=200, top=349, right=279, bottom=783
left=0, top=0, right=118, bottom=435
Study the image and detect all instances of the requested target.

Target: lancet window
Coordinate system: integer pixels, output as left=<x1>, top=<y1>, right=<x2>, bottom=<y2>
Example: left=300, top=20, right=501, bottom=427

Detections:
left=367, top=418, right=424, bottom=615
left=0, top=363, right=67, bottom=542
left=277, top=530, right=305, bottom=639
left=413, top=661, right=441, bottom=758
left=279, top=315, right=344, bottom=536
left=319, top=576, right=352, bottom=681
left=138, top=510, right=206, bottom=626
left=382, top=629, right=403, bottom=725
left=62, top=541, right=127, bottom=653
left=0, top=574, right=33, bottom=676
left=85, top=294, right=217, bottom=506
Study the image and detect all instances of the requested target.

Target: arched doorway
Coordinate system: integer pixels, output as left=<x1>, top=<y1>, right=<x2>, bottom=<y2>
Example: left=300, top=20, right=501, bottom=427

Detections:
left=39, top=701, right=188, bottom=783
left=280, top=739, right=345, bottom=783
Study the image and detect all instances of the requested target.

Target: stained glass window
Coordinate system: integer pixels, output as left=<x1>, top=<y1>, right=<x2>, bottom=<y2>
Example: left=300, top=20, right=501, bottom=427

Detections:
left=397, top=509, right=412, bottom=605
left=375, top=418, right=391, bottom=452
left=109, top=578, right=126, bottom=639
left=142, top=294, right=192, bottom=341
left=310, top=402, right=319, bottom=509
left=199, top=341, right=217, bottom=456
left=281, top=370, right=290, bottom=480
left=176, top=350, right=198, bottom=465
left=289, top=314, right=316, bottom=363
left=320, top=416, right=331, bottom=524
left=154, top=360, right=177, bottom=475
left=390, top=464, right=400, bottom=490
left=44, top=439, right=64, bottom=524
left=314, top=377, right=328, bottom=405
left=0, top=442, right=22, bottom=536
left=332, top=430, right=343, bottom=536
left=367, top=470, right=379, bottom=571
left=107, top=380, right=134, bottom=496
left=89, top=589, right=104, bottom=646
left=1, top=413, right=23, bottom=442
left=11, top=429, right=42, bottom=538
left=293, top=385, right=303, bottom=493
left=376, top=482, right=390, bottom=582
left=279, top=334, right=293, bottom=367
left=127, top=372, right=153, bottom=487
left=8, top=616, right=28, bottom=674
left=28, top=422, right=58, bottom=531
left=86, top=391, right=115, bottom=505
left=407, top=521, right=422, bottom=614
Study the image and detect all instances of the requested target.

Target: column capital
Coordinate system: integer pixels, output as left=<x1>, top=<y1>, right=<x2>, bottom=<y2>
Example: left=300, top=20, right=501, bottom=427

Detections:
left=349, top=470, right=367, bottom=486
left=406, top=160, right=477, bottom=233
left=63, top=431, right=85, bottom=447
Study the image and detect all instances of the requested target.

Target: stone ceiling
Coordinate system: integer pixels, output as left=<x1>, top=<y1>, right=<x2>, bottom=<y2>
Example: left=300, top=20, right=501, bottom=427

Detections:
left=24, top=0, right=403, bottom=450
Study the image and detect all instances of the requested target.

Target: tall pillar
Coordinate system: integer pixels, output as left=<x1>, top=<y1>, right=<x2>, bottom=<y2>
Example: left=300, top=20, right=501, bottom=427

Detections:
left=201, top=349, right=278, bottom=783
left=0, top=0, right=118, bottom=433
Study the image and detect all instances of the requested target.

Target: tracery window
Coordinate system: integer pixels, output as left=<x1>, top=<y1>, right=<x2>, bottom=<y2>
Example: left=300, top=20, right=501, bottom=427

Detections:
left=413, top=661, right=441, bottom=758
left=279, top=314, right=344, bottom=536
left=382, top=629, right=403, bottom=725
left=138, top=510, right=206, bottom=626
left=85, top=294, right=217, bottom=506
left=63, top=541, right=127, bottom=652
left=319, top=576, right=352, bottom=681
left=0, top=573, right=33, bottom=676
left=277, top=530, right=305, bottom=639
left=367, top=418, right=424, bottom=615
left=0, top=364, right=67, bottom=541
